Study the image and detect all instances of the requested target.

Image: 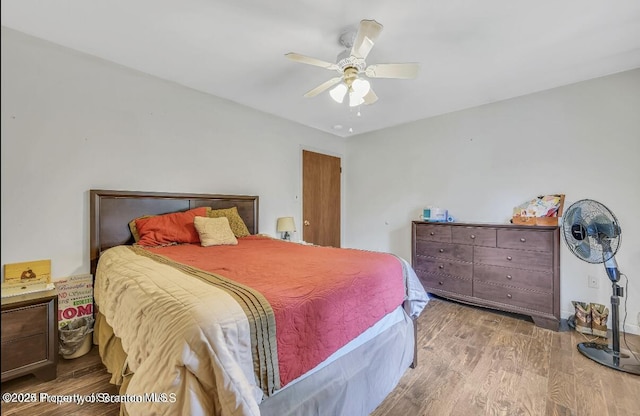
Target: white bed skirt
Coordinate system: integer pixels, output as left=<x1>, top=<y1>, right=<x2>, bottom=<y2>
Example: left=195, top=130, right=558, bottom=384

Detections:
left=259, top=307, right=415, bottom=416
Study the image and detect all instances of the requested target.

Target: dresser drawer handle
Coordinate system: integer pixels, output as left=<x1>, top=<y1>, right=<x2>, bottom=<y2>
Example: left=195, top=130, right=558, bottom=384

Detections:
left=438, top=265, right=444, bottom=269
left=430, top=232, right=435, bottom=236
left=507, top=294, right=512, bottom=299
left=507, top=256, right=512, bottom=261
left=439, top=248, right=444, bottom=253
left=506, top=275, right=512, bottom=280
left=470, top=234, right=476, bottom=239
left=438, top=281, right=444, bottom=285
left=520, top=237, right=526, bottom=242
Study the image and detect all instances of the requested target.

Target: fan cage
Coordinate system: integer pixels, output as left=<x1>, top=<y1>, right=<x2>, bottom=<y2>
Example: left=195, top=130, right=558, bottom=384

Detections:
left=562, top=199, right=621, bottom=264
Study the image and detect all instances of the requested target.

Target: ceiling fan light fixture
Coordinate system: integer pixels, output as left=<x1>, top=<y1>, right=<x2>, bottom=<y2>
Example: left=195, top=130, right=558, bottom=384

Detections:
left=349, top=91, right=365, bottom=107
left=329, top=83, right=348, bottom=103
left=348, top=78, right=370, bottom=107
left=286, top=19, right=419, bottom=107
left=351, top=78, right=370, bottom=96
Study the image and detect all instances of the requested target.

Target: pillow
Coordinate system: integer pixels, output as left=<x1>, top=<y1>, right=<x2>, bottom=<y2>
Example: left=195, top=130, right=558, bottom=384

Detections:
left=134, top=207, right=210, bottom=247
left=194, top=216, right=238, bottom=247
left=208, top=206, right=251, bottom=238
left=129, top=215, right=153, bottom=242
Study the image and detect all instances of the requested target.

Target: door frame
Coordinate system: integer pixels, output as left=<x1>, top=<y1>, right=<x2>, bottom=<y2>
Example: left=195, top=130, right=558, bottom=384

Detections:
left=299, top=145, right=345, bottom=246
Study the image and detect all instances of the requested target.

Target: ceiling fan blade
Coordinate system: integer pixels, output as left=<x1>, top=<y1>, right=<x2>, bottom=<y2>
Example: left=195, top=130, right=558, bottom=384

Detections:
left=365, top=63, right=420, bottom=79
left=285, top=53, right=339, bottom=71
left=304, top=77, right=343, bottom=98
left=362, top=88, right=378, bottom=105
left=351, top=19, right=383, bottom=59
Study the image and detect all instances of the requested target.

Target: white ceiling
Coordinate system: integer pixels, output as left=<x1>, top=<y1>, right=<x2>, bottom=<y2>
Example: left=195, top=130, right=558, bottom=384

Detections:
left=2, top=1, right=640, bottom=138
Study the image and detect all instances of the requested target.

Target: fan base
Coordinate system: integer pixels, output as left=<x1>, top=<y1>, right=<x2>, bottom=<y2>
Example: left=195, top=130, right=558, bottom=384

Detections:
left=577, top=342, right=640, bottom=375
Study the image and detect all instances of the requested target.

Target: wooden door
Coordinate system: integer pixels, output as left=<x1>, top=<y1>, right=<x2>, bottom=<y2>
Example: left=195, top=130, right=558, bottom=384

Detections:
left=302, top=150, right=341, bottom=247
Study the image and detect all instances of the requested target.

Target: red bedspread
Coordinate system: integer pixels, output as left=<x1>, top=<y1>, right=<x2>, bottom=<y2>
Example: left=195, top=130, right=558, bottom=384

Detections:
left=146, top=236, right=405, bottom=387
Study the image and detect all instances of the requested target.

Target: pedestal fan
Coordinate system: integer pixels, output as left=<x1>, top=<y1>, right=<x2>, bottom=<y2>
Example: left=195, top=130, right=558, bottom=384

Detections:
left=562, top=199, right=640, bottom=375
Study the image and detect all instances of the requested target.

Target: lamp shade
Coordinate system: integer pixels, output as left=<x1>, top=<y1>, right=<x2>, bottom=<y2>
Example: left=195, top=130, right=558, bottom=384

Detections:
left=349, top=79, right=370, bottom=107
left=276, top=217, right=296, bottom=233
left=352, top=78, right=370, bottom=96
left=329, top=83, right=348, bottom=103
left=349, top=91, right=365, bottom=107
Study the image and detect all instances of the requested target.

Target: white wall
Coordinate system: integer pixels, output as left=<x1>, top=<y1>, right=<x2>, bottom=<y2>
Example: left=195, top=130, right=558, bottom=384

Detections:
left=345, top=69, right=640, bottom=334
left=1, top=27, right=345, bottom=279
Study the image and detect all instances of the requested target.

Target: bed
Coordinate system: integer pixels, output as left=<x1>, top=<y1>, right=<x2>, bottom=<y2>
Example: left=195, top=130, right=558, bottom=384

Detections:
left=89, top=189, right=428, bottom=416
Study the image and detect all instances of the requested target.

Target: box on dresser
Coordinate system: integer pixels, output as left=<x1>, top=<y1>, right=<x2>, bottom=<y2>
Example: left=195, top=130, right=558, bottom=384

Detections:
left=411, top=221, right=560, bottom=330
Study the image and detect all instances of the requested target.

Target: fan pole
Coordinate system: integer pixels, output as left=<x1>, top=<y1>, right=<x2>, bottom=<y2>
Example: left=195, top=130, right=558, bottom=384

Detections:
left=611, top=283, right=620, bottom=354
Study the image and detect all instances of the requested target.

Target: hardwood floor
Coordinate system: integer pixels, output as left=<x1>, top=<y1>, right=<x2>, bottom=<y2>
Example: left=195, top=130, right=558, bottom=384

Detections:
left=2, top=297, right=639, bottom=415
left=1, top=345, right=119, bottom=415
left=372, top=298, right=640, bottom=416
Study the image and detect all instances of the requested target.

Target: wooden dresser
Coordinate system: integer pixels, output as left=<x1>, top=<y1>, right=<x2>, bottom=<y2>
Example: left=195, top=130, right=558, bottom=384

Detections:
left=1, top=289, right=58, bottom=382
left=412, top=221, right=560, bottom=330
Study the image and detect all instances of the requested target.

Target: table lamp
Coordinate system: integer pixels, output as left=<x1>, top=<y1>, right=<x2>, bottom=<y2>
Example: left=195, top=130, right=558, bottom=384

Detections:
left=276, top=217, right=296, bottom=241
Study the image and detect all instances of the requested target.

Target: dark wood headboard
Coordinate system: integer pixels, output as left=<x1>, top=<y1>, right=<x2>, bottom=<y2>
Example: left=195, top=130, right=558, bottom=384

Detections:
left=89, top=190, right=259, bottom=276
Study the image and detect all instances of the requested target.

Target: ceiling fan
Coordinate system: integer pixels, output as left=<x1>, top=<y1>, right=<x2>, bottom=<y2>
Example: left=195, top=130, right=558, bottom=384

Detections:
left=285, top=19, right=419, bottom=107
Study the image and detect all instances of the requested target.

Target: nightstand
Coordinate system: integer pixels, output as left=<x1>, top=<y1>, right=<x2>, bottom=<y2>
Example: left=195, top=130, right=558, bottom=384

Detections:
left=1, top=289, right=58, bottom=382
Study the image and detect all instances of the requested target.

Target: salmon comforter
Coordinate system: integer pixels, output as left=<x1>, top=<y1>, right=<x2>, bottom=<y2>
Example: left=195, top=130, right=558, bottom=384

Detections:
left=94, top=236, right=426, bottom=416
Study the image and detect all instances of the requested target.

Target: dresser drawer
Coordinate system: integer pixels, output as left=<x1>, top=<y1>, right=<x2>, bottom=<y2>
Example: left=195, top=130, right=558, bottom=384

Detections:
left=1, top=304, right=48, bottom=339
left=473, top=281, right=553, bottom=314
left=414, top=256, right=472, bottom=279
left=474, top=246, right=553, bottom=272
left=415, top=241, right=473, bottom=262
left=451, top=226, right=496, bottom=247
left=415, top=224, right=451, bottom=243
left=474, top=264, right=553, bottom=293
left=497, top=229, right=554, bottom=252
left=1, top=333, right=48, bottom=373
left=416, top=271, right=472, bottom=297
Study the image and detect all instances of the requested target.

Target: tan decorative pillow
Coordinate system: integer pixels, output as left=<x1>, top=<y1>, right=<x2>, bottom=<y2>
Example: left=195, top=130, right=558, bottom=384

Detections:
left=194, top=216, right=238, bottom=247
left=208, top=206, right=251, bottom=237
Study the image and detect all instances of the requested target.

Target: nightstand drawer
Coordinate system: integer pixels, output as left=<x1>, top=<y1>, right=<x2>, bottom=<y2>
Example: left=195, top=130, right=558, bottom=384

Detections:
left=1, top=290, right=58, bottom=382
left=1, top=304, right=48, bottom=339
left=1, top=333, right=48, bottom=373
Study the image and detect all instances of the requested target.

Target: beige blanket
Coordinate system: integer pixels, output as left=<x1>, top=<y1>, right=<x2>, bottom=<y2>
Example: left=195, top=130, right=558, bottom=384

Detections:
left=94, top=246, right=268, bottom=416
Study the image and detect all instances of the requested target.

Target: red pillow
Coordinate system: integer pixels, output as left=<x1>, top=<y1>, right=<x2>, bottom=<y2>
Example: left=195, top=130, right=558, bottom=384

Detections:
left=135, top=207, right=209, bottom=247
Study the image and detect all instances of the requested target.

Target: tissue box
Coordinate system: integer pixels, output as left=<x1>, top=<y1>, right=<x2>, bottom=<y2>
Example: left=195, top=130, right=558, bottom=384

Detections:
left=430, top=208, right=448, bottom=222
